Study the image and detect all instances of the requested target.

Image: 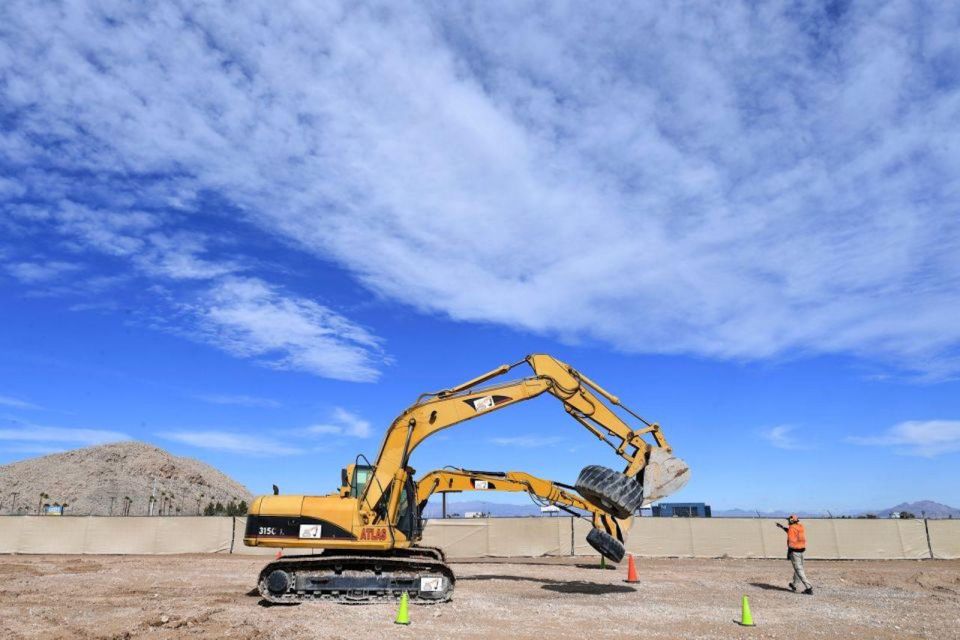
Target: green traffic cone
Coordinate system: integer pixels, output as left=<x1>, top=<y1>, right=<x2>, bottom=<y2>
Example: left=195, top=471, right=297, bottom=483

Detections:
left=395, top=591, right=410, bottom=625
left=740, top=595, right=754, bottom=626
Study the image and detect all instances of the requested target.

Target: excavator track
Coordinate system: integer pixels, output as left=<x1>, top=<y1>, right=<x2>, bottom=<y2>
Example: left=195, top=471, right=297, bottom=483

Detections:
left=256, top=547, right=455, bottom=605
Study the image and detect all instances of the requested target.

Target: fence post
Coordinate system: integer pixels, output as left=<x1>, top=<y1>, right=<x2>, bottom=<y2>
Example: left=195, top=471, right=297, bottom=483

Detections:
left=923, top=518, right=934, bottom=559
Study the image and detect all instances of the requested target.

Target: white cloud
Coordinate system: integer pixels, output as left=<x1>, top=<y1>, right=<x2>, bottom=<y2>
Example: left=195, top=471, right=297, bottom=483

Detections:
left=759, top=425, right=810, bottom=451
left=0, top=425, right=129, bottom=445
left=158, top=430, right=300, bottom=456
left=0, top=444, right=67, bottom=455
left=193, top=393, right=281, bottom=408
left=1, top=3, right=959, bottom=376
left=6, top=261, right=81, bottom=284
left=307, top=407, right=372, bottom=438
left=5, top=201, right=385, bottom=382
left=0, top=395, right=41, bottom=410
left=848, top=420, right=960, bottom=457
left=490, top=435, right=564, bottom=448
left=184, top=278, right=383, bottom=382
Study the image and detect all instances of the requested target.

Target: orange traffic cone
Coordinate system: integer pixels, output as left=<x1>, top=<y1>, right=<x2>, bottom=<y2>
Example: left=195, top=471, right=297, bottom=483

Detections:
left=624, top=554, right=639, bottom=583
left=275, top=549, right=283, bottom=560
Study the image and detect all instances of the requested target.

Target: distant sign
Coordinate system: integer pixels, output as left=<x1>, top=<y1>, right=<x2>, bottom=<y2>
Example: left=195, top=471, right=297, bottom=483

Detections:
left=42, top=505, right=63, bottom=516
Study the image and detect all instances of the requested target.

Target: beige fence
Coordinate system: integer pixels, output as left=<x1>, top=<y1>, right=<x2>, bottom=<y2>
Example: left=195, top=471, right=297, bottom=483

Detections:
left=1, top=516, right=956, bottom=559
left=571, top=517, right=931, bottom=560
left=0, top=516, right=233, bottom=554
left=928, top=520, right=960, bottom=559
left=422, top=516, right=571, bottom=557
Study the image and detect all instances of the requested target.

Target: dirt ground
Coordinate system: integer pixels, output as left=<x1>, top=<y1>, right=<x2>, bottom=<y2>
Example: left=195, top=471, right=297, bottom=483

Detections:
left=0, top=555, right=957, bottom=639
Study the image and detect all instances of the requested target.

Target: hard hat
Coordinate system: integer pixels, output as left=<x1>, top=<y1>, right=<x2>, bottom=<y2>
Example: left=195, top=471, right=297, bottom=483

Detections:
left=788, top=514, right=799, bottom=523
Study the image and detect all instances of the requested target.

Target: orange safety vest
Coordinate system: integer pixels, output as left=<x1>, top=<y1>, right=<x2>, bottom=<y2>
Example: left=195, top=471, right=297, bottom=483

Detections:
left=787, top=523, right=806, bottom=550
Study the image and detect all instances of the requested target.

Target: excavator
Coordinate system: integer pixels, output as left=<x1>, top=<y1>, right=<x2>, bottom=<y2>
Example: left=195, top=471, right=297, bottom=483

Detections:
left=415, top=467, right=631, bottom=563
left=244, top=354, right=689, bottom=604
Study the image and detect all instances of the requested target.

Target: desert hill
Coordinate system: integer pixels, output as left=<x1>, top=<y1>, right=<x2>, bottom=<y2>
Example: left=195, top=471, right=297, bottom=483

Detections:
left=875, top=500, right=960, bottom=519
left=0, top=441, right=251, bottom=516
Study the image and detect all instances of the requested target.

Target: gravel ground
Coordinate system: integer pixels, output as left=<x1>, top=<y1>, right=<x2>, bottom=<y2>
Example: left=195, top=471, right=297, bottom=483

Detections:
left=0, top=554, right=957, bottom=639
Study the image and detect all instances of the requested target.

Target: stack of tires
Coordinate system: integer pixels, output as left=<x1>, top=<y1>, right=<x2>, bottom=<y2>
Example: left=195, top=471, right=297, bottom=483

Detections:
left=576, top=465, right=645, bottom=564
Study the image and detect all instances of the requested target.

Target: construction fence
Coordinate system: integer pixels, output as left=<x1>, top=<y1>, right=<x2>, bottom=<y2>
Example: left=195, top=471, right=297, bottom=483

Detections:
left=0, top=516, right=958, bottom=560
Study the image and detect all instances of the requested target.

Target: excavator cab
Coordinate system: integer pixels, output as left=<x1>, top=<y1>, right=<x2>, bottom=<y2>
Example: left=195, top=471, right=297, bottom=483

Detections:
left=340, top=464, right=373, bottom=498
left=341, top=464, right=422, bottom=541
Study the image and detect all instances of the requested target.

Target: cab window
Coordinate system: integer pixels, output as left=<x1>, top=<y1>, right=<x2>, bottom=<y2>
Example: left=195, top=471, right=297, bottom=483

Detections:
left=351, top=466, right=372, bottom=498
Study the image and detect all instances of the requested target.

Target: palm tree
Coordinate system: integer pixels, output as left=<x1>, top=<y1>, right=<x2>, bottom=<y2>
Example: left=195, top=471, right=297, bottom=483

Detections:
left=196, top=493, right=205, bottom=515
left=37, top=492, right=49, bottom=515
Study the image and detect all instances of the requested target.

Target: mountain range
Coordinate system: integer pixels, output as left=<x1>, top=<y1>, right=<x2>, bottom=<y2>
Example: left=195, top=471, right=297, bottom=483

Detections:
left=423, top=499, right=960, bottom=519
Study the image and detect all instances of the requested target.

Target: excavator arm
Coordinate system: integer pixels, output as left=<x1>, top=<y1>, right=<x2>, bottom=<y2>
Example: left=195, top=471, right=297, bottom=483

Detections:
left=415, top=467, right=631, bottom=562
left=363, top=354, right=688, bottom=527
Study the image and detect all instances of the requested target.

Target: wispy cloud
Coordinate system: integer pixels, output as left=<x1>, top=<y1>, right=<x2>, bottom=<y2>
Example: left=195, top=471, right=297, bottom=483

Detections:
left=759, top=425, right=810, bottom=451
left=848, top=420, right=960, bottom=457
left=489, top=435, right=564, bottom=448
left=0, top=395, right=41, bottom=410
left=193, top=393, right=281, bottom=409
left=184, top=278, right=384, bottom=382
left=307, top=407, right=372, bottom=438
left=0, top=424, right=129, bottom=445
left=0, top=444, right=67, bottom=456
left=1, top=3, right=959, bottom=377
left=158, top=430, right=300, bottom=456
left=6, top=261, right=81, bottom=284
left=5, top=201, right=386, bottom=383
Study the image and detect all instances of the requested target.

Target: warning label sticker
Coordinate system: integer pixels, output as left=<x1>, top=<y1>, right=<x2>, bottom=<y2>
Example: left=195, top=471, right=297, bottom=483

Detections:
left=420, top=577, right=444, bottom=592
left=472, top=480, right=489, bottom=489
left=472, top=396, right=495, bottom=412
left=299, top=524, right=322, bottom=539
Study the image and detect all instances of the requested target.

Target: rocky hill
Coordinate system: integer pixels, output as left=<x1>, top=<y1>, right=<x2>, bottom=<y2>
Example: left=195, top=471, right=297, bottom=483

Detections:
left=0, top=441, right=251, bottom=516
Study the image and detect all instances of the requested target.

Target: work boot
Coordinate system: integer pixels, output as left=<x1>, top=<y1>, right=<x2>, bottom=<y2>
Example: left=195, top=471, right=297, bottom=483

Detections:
left=788, top=583, right=796, bottom=592
left=802, top=587, right=814, bottom=595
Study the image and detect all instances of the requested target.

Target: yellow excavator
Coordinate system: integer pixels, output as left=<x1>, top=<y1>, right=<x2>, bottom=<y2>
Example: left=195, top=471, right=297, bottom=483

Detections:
left=416, top=467, right=631, bottom=563
left=244, top=354, right=689, bottom=604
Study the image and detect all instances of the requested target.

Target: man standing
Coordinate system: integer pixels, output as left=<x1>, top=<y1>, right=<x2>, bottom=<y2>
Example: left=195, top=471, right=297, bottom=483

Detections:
left=777, top=515, right=813, bottom=595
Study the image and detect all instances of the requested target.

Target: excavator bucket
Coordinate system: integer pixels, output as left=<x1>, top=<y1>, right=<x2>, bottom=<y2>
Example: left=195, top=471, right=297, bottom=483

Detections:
left=640, top=449, right=690, bottom=506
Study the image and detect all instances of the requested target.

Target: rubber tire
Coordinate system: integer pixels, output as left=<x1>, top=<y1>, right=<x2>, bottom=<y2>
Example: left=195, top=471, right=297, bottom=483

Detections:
left=575, top=465, right=644, bottom=519
left=586, top=527, right=625, bottom=563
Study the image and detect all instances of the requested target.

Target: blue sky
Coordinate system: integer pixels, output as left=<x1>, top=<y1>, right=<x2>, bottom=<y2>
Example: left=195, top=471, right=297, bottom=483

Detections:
left=1, top=1, right=959, bottom=512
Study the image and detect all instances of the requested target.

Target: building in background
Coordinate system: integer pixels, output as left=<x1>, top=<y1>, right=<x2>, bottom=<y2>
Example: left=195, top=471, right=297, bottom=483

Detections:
left=652, top=502, right=711, bottom=517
